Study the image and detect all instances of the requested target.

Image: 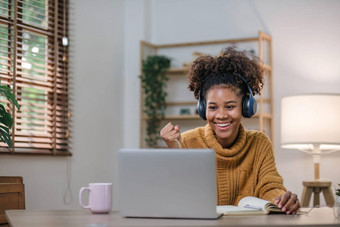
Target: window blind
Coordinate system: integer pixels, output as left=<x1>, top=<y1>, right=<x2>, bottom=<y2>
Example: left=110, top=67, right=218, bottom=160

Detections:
left=0, top=0, right=70, bottom=155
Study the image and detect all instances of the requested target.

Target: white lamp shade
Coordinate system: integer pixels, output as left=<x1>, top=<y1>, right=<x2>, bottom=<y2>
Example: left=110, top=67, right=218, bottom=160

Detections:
left=281, top=94, right=340, bottom=150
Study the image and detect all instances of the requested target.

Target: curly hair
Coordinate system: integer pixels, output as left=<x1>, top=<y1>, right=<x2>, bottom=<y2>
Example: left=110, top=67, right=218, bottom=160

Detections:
left=187, top=46, right=264, bottom=100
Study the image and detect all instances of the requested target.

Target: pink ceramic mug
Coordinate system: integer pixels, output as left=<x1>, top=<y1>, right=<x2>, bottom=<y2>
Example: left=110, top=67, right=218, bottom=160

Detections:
left=79, top=183, right=112, bottom=214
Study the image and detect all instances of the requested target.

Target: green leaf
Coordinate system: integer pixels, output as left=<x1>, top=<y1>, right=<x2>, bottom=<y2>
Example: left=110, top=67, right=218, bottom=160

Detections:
left=0, top=105, right=14, bottom=128
left=0, top=85, right=20, bottom=111
left=0, top=81, right=20, bottom=148
left=0, top=125, right=12, bottom=148
left=140, top=55, right=171, bottom=147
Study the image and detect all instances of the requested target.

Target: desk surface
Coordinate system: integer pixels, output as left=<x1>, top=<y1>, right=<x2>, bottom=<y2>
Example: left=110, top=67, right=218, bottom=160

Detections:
left=6, top=207, right=340, bottom=227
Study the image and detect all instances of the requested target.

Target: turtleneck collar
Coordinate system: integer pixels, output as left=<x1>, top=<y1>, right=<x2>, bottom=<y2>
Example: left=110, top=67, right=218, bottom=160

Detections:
left=204, top=123, right=248, bottom=161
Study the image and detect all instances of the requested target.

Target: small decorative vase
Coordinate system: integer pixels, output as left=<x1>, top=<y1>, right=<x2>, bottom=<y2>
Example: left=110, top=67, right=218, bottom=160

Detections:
left=334, top=196, right=340, bottom=219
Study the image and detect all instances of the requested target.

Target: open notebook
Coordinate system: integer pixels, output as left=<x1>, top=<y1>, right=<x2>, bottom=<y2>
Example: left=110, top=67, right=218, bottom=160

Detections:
left=217, top=196, right=285, bottom=215
left=118, top=148, right=222, bottom=219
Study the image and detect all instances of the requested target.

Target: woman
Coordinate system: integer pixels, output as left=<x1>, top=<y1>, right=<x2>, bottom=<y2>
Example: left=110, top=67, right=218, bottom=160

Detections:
left=160, top=47, right=300, bottom=214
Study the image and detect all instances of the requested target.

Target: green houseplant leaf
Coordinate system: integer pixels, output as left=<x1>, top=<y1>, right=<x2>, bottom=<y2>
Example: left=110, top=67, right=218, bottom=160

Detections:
left=140, top=55, right=171, bottom=147
left=0, top=85, right=20, bottom=111
left=0, top=81, right=20, bottom=149
left=336, top=184, right=340, bottom=197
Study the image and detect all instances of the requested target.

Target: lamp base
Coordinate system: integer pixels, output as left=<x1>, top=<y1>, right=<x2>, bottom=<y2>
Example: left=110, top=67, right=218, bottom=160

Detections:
left=301, top=181, right=335, bottom=207
left=314, top=162, right=319, bottom=180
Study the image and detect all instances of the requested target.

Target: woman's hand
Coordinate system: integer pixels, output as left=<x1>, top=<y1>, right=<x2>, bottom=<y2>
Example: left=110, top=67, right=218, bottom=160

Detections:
left=274, top=191, right=300, bottom=214
left=160, top=122, right=181, bottom=148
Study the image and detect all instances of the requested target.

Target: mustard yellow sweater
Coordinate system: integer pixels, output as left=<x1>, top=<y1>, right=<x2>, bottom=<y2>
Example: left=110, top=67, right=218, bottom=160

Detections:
left=181, top=123, right=286, bottom=206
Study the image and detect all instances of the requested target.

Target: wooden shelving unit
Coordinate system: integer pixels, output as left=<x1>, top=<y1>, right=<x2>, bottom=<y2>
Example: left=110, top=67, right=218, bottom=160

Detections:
left=140, top=31, right=273, bottom=148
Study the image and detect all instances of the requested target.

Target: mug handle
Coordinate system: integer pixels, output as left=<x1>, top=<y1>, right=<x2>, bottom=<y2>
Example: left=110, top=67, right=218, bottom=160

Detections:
left=79, top=187, right=91, bottom=209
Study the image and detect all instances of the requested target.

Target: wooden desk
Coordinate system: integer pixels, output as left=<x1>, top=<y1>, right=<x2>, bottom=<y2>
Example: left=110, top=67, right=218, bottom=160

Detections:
left=5, top=207, right=340, bottom=227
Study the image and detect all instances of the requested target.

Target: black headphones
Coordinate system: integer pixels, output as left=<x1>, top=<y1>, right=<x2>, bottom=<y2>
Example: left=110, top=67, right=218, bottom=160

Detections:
left=197, top=74, right=257, bottom=120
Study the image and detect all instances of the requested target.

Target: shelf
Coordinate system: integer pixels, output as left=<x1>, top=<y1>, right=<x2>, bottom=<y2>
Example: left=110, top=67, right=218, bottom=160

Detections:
left=168, top=67, right=188, bottom=74
left=262, top=113, right=272, bottom=119
left=166, top=101, right=196, bottom=106
left=255, top=98, right=271, bottom=103
left=151, top=37, right=260, bottom=49
left=165, top=67, right=188, bottom=77
left=142, top=115, right=201, bottom=120
left=167, top=100, right=271, bottom=106
left=165, top=115, right=202, bottom=120
left=263, top=64, right=272, bottom=72
left=254, top=113, right=272, bottom=119
left=142, top=113, right=271, bottom=121
left=167, top=64, right=271, bottom=76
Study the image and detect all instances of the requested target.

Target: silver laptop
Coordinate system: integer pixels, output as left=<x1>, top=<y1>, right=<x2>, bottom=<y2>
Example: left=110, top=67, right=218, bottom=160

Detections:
left=118, top=148, right=222, bottom=219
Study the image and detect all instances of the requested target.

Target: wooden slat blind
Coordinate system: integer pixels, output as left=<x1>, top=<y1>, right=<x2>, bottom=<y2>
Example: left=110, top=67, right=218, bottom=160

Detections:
left=0, top=0, right=70, bottom=155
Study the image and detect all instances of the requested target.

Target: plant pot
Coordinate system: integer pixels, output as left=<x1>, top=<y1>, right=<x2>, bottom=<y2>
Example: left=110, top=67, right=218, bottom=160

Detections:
left=334, top=196, right=340, bottom=219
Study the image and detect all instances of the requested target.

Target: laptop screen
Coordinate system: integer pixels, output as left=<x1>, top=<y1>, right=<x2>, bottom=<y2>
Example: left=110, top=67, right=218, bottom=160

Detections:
left=118, top=148, right=220, bottom=219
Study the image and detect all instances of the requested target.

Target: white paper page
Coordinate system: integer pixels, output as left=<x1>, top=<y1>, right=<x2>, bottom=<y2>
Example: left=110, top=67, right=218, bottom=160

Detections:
left=238, top=197, right=270, bottom=210
left=217, top=205, right=262, bottom=214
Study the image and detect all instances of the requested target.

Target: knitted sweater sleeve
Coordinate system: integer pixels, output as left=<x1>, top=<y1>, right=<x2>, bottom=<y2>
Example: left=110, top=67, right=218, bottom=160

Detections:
left=254, top=133, right=286, bottom=202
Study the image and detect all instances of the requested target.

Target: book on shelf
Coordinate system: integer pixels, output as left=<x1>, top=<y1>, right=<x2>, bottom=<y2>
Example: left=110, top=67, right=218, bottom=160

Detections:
left=216, top=196, right=285, bottom=215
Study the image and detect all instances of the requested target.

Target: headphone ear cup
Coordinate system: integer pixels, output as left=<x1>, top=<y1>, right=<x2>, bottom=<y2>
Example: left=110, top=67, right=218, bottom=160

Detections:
left=242, top=96, right=257, bottom=118
left=197, top=97, right=206, bottom=120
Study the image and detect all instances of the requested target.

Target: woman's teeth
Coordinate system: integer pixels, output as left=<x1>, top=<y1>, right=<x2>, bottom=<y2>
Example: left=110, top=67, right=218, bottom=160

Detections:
left=216, top=122, right=231, bottom=127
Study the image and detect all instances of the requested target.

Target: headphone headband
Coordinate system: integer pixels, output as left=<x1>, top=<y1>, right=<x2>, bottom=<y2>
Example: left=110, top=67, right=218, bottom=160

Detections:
left=235, top=74, right=255, bottom=98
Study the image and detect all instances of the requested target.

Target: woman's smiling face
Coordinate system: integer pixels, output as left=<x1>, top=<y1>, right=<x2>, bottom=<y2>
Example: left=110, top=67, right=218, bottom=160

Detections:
left=205, top=85, right=243, bottom=148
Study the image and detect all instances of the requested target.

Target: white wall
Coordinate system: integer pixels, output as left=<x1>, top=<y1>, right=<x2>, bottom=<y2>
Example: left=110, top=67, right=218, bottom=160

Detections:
left=1, top=0, right=339, bottom=210
left=123, top=0, right=150, bottom=149
left=124, top=0, right=340, bottom=205
left=69, top=0, right=125, bottom=210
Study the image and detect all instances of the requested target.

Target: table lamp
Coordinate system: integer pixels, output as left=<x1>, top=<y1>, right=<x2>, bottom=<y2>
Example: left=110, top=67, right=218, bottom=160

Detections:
left=281, top=94, right=340, bottom=180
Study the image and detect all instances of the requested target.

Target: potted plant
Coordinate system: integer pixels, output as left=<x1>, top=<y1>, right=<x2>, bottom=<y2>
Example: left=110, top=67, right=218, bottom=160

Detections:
left=140, top=55, right=171, bottom=147
left=0, top=80, right=20, bottom=149
left=335, top=184, right=340, bottom=218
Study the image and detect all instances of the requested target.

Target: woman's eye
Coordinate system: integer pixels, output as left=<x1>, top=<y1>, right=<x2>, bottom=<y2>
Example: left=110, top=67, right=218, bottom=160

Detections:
left=208, top=106, right=216, bottom=110
left=226, top=105, right=235, bottom=110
